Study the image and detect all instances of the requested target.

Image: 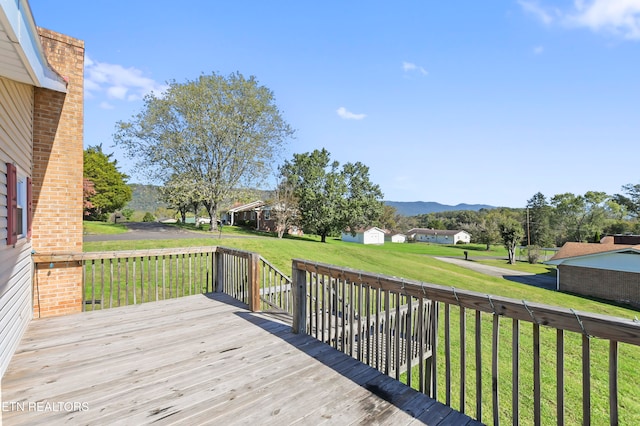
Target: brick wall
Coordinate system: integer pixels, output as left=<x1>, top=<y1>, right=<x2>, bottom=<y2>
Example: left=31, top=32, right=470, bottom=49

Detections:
left=559, top=265, right=640, bottom=307
left=32, top=29, right=84, bottom=318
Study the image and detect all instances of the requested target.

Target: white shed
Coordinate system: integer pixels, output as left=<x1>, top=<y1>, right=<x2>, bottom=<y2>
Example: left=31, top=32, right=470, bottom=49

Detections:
left=341, top=227, right=385, bottom=245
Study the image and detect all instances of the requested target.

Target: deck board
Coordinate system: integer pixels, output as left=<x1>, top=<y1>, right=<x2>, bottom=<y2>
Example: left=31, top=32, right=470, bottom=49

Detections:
left=2, top=293, right=482, bottom=425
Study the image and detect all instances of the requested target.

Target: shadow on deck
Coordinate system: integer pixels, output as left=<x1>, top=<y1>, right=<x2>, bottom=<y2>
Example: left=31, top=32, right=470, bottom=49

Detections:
left=2, top=293, right=481, bottom=425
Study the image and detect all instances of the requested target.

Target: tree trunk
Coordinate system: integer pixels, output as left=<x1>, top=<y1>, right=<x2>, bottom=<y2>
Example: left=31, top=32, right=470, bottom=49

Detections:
left=207, top=204, right=218, bottom=231
left=321, top=233, right=327, bottom=243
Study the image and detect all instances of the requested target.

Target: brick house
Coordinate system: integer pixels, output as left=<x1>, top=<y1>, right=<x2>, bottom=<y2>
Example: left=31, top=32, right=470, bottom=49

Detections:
left=546, top=236, right=640, bottom=307
left=1, top=1, right=84, bottom=378
left=225, top=200, right=302, bottom=236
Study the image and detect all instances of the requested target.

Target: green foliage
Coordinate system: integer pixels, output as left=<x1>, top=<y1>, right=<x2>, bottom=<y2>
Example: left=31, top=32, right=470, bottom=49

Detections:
left=499, top=218, right=525, bottom=264
left=83, top=145, right=132, bottom=220
left=526, top=192, right=554, bottom=247
left=121, top=208, right=134, bottom=220
left=280, top=149, right=384, bottom=242
left=126, top=184, right=164, bottom=212
left=142, top=212, right=155, bottom=222
left=115, top=72, right=294, bottom=231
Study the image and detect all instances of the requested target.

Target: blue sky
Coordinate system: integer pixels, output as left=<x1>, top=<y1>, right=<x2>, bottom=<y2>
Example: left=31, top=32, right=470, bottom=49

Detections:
left=30, top=1, right=640, bottom=207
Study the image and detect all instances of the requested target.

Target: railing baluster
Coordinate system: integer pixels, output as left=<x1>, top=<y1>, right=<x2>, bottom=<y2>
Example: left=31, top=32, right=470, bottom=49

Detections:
left=533, top=323, right=541, bottom=426
left=610, top=340, right=618, bottom=426
left=582, top=334, right=591, bottom=425
left=117, top=258, right=121, bottom=307
left=100, top=258, right=104, bottom=310
left=139, top=256, right=144, bottom=304
left=109, top=260, right=114, bottom=309
left=125, top=257, right=129, bottom=306
left=460, top=307, right=467, bottom=414
left=557, top=329, right=563, bottom=426
left=513, top=319, right=520, bottom=426
left=384, top=290, right=391, bottom=376
left=476, top=310, right=482, bottom=421
left=132, top=257, right=137, bottom=305
left=445, top=303, right=451, bottom=406
left=406, top=296, right=412, bottom=387
left=492, top=314, right=500, bottom=426
left=155, top=256, right=159, bottom=301
left=418, top=297, right=425, bottom=394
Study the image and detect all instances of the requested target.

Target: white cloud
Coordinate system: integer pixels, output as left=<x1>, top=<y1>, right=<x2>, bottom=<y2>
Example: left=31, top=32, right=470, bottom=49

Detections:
left=519, top=0, right=640, bottom=40
left=568, top=0, right=640, bottom=39
left=402, top=61, right=428, bottom=75
left=518, top=0, right=555, bottom=24
left=336, top=107, right=366, bottom=120
left=533, top=45, right=545, bottom=54
left=99, top=101, right=115, bottom=110
left=84, top=55, right=168, bottom=102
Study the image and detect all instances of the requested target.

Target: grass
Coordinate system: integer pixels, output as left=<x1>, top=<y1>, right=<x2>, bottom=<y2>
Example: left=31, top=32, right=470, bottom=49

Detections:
left=83, top=228, right=640, bottom=424
left=83, top=221, right=128, bottom=234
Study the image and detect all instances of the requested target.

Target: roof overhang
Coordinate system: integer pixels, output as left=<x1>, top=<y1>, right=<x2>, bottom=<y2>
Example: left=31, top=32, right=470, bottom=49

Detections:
left=546, top=247, right=640, bottom=265
left=0, top=0, right=66, bottom=92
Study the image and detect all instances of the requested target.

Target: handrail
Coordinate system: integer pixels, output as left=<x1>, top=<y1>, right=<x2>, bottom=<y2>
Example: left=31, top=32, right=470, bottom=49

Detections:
left=291, top=258, right=640, bottom=425
left=292, top=259, right=640, bottom=346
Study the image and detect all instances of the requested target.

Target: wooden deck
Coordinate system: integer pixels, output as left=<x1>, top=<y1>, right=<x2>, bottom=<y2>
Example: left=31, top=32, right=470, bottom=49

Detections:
left=2, top=294, right=481, bottom=425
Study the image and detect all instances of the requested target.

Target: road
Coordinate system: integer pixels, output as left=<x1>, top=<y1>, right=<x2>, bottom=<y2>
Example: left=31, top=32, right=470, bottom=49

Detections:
left=83, top=222, right=238, bottom=242
left=435, top=256, right=557, bottom=290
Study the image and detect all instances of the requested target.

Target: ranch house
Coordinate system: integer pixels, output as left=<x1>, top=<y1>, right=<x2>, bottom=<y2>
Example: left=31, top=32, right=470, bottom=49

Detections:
left=406, top=228, right=471, bottom=244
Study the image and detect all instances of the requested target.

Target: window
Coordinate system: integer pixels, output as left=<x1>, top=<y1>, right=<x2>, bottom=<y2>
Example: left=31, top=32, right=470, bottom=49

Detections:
left=264, top=210, right=271, bottom=220
left=6, top=163, right=31, bottom=245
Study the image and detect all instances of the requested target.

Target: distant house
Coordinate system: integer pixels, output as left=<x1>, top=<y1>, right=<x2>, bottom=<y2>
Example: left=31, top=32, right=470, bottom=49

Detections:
left=546, top=235, right=640, bottom=307
left=225, top=200, right=265, bottom=226
left=406, top=228, right=471, bottom=244
left=225, top=201, right=302, bottom=236
left=342, top=227, right=385, bottom=245
left=384, top=231, right=406, bottom=243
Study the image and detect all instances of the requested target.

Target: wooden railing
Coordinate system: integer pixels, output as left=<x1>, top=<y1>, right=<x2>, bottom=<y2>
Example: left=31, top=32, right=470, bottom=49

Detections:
left=259, top=256, right=293, bottom=314
left=33, top=247, right=267, bottom=312
left=291, top=259, right=640, bottom=425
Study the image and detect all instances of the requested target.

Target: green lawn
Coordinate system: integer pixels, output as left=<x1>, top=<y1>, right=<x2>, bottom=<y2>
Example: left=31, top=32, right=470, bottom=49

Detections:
left=83, top=221, right=128, bottom=234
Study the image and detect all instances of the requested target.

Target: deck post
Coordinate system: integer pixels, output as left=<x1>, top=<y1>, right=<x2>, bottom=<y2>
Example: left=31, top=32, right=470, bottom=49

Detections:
left=247, top=252, right=260, bottom=312
left=292, top=262, right=307, bottom=334
left=214, top=249, right=224, bottom=293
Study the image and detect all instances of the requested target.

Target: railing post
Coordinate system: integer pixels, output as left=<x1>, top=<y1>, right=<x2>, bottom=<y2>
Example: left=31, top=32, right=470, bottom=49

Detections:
left=292, top=261, right=307, bottom=334
left=248, top=252, right=260, bottom=312
left=214, top=249, right=224, bottom=293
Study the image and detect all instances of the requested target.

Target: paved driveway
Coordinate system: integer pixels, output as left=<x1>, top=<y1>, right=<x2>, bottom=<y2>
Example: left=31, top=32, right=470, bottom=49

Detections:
left=435, top=257, right=557, bottom=290
left=84, top=222, right=227, bottom=242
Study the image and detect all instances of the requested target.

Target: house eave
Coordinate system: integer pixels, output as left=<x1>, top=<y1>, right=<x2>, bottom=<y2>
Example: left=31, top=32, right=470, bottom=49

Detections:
left=0, top=0, right=67, bottom=92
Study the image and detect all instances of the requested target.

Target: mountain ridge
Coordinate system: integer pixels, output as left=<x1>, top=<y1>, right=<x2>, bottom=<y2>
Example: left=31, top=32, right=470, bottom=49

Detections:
left=384, top=201, right=495, bottom=216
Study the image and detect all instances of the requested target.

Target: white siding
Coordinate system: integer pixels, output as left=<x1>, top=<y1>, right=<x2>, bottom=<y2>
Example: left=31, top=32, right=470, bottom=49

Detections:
left=0, top=76, right=33, bottom=378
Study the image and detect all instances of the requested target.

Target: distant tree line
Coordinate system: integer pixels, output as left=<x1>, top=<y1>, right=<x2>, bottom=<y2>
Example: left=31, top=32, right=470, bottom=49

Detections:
left=382, top=187, right=640, bottom=251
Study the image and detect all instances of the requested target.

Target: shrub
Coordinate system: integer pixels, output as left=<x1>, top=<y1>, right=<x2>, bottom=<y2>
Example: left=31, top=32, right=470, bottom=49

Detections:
left=527, top=245, right=541, bottom=264
left=142, top=212, right=155, bottom=222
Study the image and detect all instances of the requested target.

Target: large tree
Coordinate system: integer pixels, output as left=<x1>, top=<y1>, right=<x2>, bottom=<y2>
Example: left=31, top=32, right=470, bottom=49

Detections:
left=550, top=191, right=609, bottom=243
left=526, top=192, right=554, bottom=247
left=83, top=145, right=132, bottom=221
left=270, top=177, right=299, bottom=238
left=114, top=72, right=294, bottom=230
left=615, top=183, right=640, bottom=218
left=159, top=174, right=201, bottom=224
left=281, top=149, right=384, bottom=243
left=499, top=218, right=524, bottom=264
